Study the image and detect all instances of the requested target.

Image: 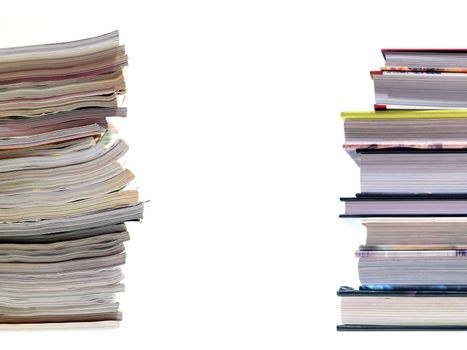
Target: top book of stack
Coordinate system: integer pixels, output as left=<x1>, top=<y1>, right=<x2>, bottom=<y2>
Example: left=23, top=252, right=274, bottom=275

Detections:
left=373, top=49, right=467, bottom=110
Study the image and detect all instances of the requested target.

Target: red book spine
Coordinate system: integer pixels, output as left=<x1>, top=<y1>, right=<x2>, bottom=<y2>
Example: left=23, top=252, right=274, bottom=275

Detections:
left=374, top=104, right=387, bottom=110
left=370, top=70, right=382, bottom=80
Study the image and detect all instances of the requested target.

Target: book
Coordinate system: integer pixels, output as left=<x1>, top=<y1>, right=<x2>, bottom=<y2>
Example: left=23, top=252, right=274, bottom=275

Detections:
left=382, top=48, right=467, bottom=71
left=357, top=150, right=467, bottom=193
left=373, top=71, right=467, bottom=109
left=341, top=110, right=467, bottom=163
left=337, top=286, right=467, bottom=330
left=340, top=195, right=467, bottom=217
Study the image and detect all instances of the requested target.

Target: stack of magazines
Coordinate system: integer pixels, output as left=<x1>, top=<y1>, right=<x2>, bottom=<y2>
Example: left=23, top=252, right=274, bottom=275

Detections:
left=338, top=49, right=467, bottom=331
left=0, top=31, right=143, bottom=329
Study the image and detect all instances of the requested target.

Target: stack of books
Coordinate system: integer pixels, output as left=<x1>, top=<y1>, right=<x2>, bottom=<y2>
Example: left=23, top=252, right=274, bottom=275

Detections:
left=0, top=31, right=143, bottom=329
left=338, top=49, right=467, bottom=331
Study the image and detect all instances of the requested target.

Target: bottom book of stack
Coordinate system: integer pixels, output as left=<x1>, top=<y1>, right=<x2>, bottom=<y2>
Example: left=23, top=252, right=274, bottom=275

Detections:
left=338, top=286, right=467, bottom=331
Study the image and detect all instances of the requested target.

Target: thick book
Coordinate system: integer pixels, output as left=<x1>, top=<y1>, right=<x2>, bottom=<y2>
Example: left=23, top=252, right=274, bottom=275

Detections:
left=337, top=286, right=467, bottom=331
left=356, top=150, right=467, bottom=194
left=362, top=217, right=467, bottom=247
left=357, top=249, right=467, bottom=286
left=372, top=71, right=467, bottom=109
left=341, top=110, right=467, bottom=163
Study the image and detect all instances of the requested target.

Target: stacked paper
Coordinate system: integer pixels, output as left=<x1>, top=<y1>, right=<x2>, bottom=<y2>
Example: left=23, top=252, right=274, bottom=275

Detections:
left=0, top=31, right=143, bottom=328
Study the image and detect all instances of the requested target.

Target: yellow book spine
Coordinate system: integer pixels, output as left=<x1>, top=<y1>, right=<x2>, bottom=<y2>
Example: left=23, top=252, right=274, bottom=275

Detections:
left=341, top=110, right=467, bottom=119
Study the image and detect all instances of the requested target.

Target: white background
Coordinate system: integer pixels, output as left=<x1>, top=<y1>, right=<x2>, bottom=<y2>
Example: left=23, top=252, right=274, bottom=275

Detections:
left=2, top=0, right=467, bottom=348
